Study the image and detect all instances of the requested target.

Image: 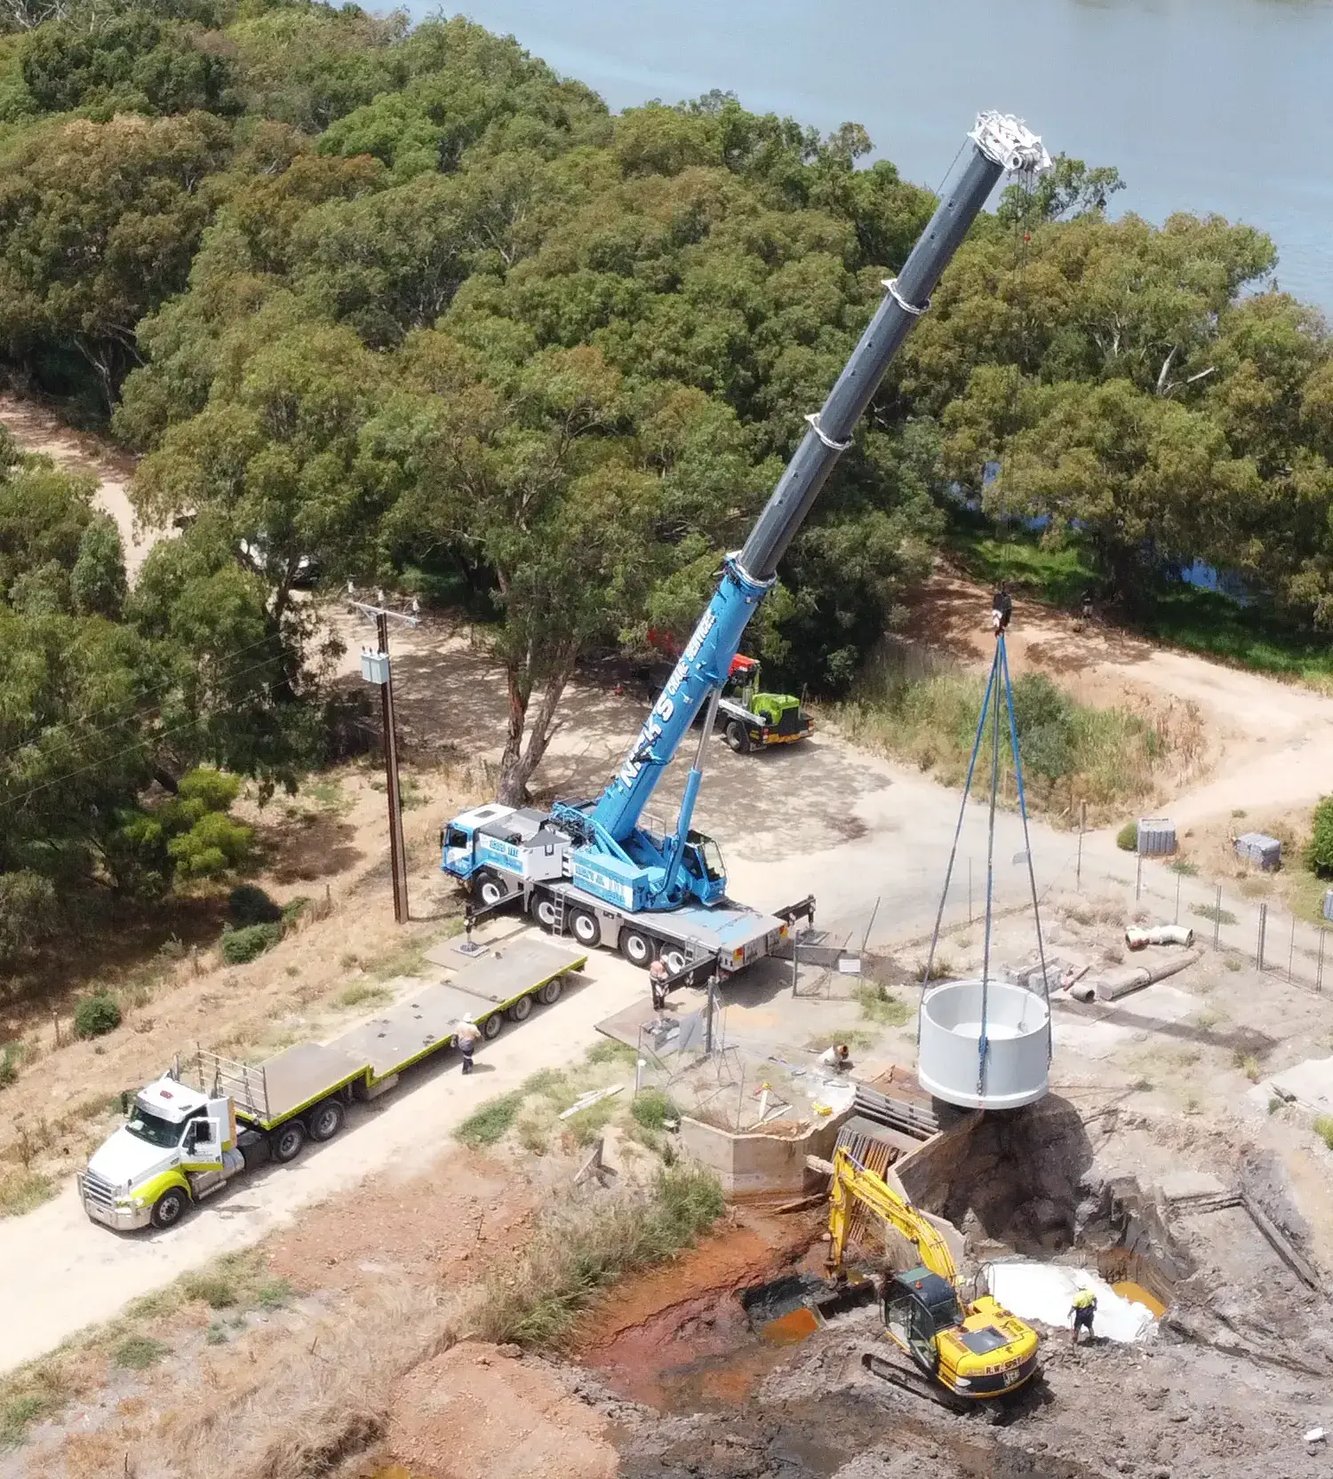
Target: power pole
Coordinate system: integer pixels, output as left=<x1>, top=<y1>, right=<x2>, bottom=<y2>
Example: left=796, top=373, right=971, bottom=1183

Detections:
left=351, top=589, right=419, bottom=924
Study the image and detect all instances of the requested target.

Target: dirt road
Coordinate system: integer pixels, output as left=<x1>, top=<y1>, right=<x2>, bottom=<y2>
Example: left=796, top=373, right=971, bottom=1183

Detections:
left=907, top=564, right=1333, bottom=828
left=0, top=393, right=164, bottom=580
left=0, top=940, right=639, bottom=1376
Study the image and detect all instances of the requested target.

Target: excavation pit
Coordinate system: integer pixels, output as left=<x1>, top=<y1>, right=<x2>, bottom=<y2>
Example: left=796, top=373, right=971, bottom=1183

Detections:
left=918, top=978, right=1050, bottom=1110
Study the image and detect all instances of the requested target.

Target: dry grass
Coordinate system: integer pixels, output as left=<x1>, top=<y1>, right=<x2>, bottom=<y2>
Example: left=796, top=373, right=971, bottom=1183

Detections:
left=472, top=1164, right=724, bottom=1351
left=835, top=648, right=1203, bottom=822
left=132, top=1284, right=460, bottom=1479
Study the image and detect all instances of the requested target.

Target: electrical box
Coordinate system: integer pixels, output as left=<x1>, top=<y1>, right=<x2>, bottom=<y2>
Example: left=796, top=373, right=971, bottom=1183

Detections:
left=1235, top=832, right=1281, bottom=871
left=360, top=650, right=390, bottom=685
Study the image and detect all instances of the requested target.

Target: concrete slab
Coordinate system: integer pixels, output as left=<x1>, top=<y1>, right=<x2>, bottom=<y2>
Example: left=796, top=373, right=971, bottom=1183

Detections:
left=1264, top=1055, right=1333, bottom=1115
left=1051, top=985, right=1203, bottom=1061
left=1153, top=1170, right=1228, bottom=1202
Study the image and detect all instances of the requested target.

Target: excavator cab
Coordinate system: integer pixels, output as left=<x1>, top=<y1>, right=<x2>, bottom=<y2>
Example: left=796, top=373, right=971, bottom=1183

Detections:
left=883, top=1267, right=960, bottom=1378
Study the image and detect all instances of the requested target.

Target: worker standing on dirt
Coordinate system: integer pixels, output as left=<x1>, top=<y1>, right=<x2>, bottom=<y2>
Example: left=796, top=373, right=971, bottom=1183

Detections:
left=649, top=958, right=670, bottom=1012
left=991, top=582, right=1013, bottom=636
left=456, top=1018, right=481, bottom=1075
left=820, top=1043, right=853, bottom=1073
left=1069, top=1286, right=1097, bottom=1345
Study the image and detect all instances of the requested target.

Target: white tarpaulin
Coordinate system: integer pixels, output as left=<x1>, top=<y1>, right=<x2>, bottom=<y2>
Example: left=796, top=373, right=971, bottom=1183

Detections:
left=985, top=1262, right=1158, bottom=1343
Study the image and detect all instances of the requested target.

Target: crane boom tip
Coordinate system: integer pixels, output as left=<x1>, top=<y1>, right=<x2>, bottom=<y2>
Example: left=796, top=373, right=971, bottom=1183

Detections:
left=969, top=112, right=1052, bottom=175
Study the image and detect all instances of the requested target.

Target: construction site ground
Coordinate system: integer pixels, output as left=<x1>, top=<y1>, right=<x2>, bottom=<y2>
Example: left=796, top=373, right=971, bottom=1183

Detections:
left=1, top=405, right=1333, bottom=1473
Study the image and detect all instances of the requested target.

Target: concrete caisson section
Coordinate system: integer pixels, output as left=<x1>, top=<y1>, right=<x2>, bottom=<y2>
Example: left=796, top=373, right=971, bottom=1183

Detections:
left=918, top=978, right=1050, bottom=1110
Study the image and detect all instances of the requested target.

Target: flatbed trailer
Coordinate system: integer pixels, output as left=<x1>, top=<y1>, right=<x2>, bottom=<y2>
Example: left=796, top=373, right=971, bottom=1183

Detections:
left=78, top=940, right=585, bottom=1232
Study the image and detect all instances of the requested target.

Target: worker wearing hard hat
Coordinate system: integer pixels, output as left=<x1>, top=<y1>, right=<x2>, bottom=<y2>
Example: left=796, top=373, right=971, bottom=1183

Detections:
left=1069, top=1286, right=1097, bottom=1345
left=456, top=1018, right=481, bottom=1075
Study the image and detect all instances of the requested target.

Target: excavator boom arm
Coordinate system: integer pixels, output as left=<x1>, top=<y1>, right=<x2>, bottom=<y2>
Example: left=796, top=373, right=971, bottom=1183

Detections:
left=827, top=1146, right=958, bottom=1284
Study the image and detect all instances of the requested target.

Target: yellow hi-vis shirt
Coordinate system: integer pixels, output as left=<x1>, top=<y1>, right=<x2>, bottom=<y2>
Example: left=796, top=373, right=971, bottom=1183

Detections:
left=1072, top=1289, right=1097, bottom=1309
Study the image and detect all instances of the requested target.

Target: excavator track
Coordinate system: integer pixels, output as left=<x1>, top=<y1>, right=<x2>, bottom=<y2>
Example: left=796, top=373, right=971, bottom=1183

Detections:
left=859, top=1353, right=1007, bottom=1424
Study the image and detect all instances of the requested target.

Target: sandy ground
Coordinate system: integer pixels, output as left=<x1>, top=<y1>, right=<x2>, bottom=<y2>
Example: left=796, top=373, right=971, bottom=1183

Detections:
left=0, top=393, right=160, bottom=580
left=907, top=563, right=1333, bottom=828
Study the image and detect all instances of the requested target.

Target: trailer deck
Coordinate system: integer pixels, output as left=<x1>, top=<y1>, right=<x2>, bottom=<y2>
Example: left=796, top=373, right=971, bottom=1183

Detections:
left=190, top=939, right=588, bottom=1123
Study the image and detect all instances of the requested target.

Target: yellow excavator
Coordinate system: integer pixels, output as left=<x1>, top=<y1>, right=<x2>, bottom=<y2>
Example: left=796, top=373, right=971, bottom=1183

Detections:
left=826, top=1146, right=1040, bottom=1403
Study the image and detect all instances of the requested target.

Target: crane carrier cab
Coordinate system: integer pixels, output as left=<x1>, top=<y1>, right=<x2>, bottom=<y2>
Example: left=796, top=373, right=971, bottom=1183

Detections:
left=442, top=802, right=811, bottom=980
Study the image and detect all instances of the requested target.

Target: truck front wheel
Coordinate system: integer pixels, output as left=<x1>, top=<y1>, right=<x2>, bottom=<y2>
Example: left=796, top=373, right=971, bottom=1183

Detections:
left=474, top=870, right=509, bottom=908
left=150, top=1187, right=188, bottom=1230
left=724, top=720, right=752, bottom=754
left=271, top=1121, right=306, bottom=1163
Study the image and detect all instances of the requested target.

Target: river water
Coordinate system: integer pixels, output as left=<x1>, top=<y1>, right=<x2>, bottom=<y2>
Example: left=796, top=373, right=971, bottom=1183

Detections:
left=417, top=0, right=1333, bottom=312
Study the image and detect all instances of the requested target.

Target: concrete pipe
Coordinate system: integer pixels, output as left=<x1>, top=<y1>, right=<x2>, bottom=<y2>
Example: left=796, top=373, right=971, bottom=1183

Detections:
left=1125, top=925, right=1194, bottom=950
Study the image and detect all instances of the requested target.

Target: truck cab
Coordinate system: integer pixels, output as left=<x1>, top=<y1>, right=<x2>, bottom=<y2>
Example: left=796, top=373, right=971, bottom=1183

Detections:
left=716, top=656, right=814, bottom=753
left=78, top=1076, right=241, bottom=1231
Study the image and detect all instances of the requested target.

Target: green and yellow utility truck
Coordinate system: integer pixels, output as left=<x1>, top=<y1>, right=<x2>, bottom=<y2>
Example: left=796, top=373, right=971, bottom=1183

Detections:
left=77, top=939, right=585, bottom=1232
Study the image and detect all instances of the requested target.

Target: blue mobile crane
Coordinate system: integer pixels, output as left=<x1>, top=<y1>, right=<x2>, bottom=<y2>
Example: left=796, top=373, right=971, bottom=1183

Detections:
left=441, top=114, right=1050, bottom=981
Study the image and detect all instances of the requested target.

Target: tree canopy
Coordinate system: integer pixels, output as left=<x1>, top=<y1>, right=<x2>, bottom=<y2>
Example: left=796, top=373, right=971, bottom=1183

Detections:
left=0, top=0, right=1327, bottom=838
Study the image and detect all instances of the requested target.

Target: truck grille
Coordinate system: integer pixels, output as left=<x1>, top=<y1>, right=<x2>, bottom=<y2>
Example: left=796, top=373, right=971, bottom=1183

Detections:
left=80, top=1170, right=117, bottom=1211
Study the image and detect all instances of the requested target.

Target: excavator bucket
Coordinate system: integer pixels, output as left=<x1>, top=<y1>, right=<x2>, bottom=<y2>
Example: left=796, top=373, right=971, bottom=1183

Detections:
left=738, top=1270, right=876, bottom=1345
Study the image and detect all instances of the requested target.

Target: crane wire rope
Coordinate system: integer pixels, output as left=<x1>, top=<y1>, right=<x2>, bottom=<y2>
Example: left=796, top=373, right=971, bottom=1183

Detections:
left=917, top=630, right=1052, bottom=1091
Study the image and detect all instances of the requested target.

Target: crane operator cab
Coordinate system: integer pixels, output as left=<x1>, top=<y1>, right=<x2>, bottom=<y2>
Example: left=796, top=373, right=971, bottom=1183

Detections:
left=677, top=831, right=726, bottom=904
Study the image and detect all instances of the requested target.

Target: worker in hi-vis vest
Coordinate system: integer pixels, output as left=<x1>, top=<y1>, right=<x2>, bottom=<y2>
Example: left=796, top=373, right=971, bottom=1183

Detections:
left=1069, top=1286, right=1097, bottom=1345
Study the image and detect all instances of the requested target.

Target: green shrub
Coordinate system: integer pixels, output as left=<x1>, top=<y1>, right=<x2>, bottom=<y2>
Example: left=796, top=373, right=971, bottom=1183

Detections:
left=219, top=923, right=281, bottom=965
left=0, top=1044, right=22, bottom=1089
left=631, top=1089, right=679, bottom=1131
left=228, top=884, right=282, bottom=926
left=1315, top=1114, right=1333, bottom=1151
left=73, top=994, right=121, bottom=1040
left=456, top=1091, right=525, bottom=1148
left=281, top=895, right=311, bottom=925
left=1116, top=821, right=1139, bottom=852
left=1310, top=797, right=1333, bottom=876
left=474, top=1164, right=724, bottom=1350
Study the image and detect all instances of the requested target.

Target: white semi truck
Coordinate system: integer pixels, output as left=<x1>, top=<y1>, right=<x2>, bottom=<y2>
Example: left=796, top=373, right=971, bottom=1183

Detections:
left=77, top=939, right=584, bottom=1232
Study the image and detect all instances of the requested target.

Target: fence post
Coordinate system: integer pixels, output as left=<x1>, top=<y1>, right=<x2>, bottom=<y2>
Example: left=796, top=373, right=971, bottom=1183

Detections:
left=1289, top=916, right=1296, bottom=982
left=1135, top=852, right=1142, bottom=901
left=1319, top=930, right=1326, bottom=994
left=1214, top=885, right=1221, bottom=949
left=1076, top=801, right=1087, bottom=888
left=1257, top=902, right=1267, bottom=971
left=1174, top=873, right=1181, bottom=924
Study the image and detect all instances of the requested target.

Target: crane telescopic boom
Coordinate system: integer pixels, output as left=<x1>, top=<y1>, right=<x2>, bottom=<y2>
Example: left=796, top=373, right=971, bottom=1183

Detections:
left=586, top=114, right=1050, bottom=863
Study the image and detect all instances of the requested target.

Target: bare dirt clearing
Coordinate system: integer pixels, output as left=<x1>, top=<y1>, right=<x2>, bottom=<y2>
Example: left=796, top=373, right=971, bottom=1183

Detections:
left=905, top=562, right=1333, bottom=830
